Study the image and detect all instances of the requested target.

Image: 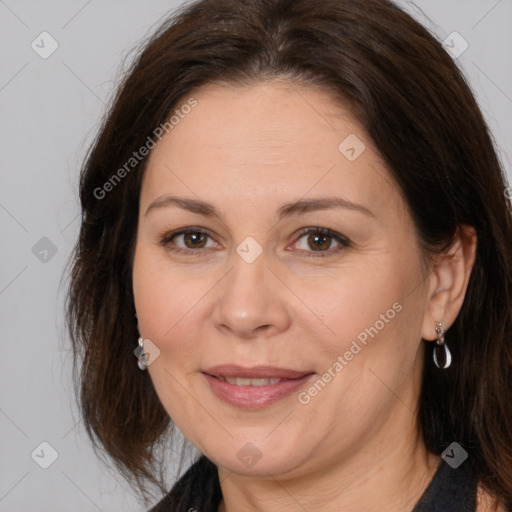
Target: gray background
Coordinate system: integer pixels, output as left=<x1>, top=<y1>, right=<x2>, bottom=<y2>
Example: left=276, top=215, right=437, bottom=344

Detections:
left=0, top=0, right=511, bottom=510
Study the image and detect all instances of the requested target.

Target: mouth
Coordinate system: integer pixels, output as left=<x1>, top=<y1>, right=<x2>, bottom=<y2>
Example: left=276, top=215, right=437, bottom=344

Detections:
left=203, top=364, right=314, bottom=380
left=213, top=376, right=285, bottom=386
left=201, top=365, right=316, bottom=409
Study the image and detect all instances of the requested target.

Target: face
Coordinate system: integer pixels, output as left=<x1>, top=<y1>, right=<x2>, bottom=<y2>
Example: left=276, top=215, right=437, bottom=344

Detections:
left=132, top=80, right=433, bottom=478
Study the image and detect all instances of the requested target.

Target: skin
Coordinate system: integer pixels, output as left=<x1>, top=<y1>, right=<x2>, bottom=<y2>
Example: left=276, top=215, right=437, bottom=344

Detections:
left=132, top=80, right=482, bottom=511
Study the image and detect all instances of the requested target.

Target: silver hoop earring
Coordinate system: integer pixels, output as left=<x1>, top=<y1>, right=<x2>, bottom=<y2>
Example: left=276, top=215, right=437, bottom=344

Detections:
left=136, top=337, right=147, bottom=370
left=433, top=321, right=452, bottom=369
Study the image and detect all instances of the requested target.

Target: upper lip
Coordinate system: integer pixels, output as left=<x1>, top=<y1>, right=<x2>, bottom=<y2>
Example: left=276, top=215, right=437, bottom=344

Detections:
left=204, top=365, right=314, bottom=379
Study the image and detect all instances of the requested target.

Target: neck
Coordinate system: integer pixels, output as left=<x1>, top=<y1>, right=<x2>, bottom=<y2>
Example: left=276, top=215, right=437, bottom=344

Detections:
left=217, top=411, right=440, bottom=512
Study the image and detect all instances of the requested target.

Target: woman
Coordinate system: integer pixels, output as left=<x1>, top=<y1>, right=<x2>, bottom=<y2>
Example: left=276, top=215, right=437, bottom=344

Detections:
left=66, top=0, right=512, bottom=510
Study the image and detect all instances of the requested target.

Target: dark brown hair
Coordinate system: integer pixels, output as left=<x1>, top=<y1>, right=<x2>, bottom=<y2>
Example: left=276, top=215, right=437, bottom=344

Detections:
left=66, top=0, right=512, bottom=507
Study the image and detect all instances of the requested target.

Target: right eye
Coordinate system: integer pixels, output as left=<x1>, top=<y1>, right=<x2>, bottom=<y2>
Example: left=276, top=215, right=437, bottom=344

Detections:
left=159, top=228, right=219, bottom=255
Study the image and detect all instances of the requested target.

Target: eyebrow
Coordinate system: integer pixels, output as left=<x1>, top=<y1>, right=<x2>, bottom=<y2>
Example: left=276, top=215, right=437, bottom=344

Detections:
left=145, top=195, right=375, bottom=219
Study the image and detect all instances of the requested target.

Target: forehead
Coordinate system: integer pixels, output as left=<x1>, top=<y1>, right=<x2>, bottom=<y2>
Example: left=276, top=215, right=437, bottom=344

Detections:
left=141, top=80, right=403, bottom=219
left=154, top=80, right=366, bottom=162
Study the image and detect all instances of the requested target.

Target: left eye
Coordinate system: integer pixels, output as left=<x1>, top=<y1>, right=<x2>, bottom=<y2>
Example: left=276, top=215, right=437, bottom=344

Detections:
left=293, top=227, right=349, bottom=255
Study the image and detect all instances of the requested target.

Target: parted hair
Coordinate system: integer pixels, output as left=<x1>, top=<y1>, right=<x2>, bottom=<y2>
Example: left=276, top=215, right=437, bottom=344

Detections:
left=66, top=0, right=512, bottom=507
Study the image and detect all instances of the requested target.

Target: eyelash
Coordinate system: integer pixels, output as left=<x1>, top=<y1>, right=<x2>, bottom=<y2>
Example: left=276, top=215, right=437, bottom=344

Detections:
left=158, top=226, right=350, bottom=258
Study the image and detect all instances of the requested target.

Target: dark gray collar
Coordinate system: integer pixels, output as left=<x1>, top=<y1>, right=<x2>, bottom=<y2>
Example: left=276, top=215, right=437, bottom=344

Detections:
left=412, top=458, right=477, bottom=511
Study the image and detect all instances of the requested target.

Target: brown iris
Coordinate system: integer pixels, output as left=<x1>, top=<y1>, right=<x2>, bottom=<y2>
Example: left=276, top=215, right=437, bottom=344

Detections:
left=184, top=232, right=208, bottom=248
left=308, top=232, right=331, bottom=251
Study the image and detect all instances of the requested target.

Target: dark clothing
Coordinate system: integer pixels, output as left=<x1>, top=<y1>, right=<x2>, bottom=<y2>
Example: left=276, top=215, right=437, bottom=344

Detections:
left=412, top=457, right=477, bottom=511
left=148, top=455, right=478, bottom=511
left=148, top=456, right=221, bottom=512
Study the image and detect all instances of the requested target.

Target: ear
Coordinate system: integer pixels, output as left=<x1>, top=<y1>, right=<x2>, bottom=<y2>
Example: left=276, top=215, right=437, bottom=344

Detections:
left=421, top=224, right=478, bottom=341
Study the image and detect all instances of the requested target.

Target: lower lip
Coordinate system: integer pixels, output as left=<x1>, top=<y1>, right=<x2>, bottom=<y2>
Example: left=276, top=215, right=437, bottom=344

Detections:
left=202, top=373, right=316, bottom=409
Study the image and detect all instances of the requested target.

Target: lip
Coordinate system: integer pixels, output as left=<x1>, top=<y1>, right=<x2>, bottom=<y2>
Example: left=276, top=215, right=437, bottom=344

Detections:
left=202, top=365, right=316, bottom=409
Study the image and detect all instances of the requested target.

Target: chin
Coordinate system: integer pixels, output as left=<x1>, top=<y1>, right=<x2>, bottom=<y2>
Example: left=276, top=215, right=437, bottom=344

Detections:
left=208, top=438, right=309, bottom=478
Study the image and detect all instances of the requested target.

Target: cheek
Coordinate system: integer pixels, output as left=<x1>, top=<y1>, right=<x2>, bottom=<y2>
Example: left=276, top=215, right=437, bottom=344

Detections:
left=298, top=266, right=399, bottom=343
left=303, top=255, right=425, bottom=371
left=297, top=274, right=424, bottom=426
left=132, top=246, right=214, bottom=350
left=132, top=246, right=180, bottom=339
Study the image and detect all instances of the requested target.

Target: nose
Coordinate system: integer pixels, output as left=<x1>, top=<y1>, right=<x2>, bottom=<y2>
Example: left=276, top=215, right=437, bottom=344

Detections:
left=211, top=249, right=292, bottom=340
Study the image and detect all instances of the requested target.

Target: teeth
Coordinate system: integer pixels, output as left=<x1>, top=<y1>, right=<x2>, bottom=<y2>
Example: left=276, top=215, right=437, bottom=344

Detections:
left=221, top=377, right=283, bottom=386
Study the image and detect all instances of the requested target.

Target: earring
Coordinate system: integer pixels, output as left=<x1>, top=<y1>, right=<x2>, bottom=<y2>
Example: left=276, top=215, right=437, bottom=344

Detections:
left=433, top=321, right=452, bottom=369
left=136, top=337, right=147, bottom=370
